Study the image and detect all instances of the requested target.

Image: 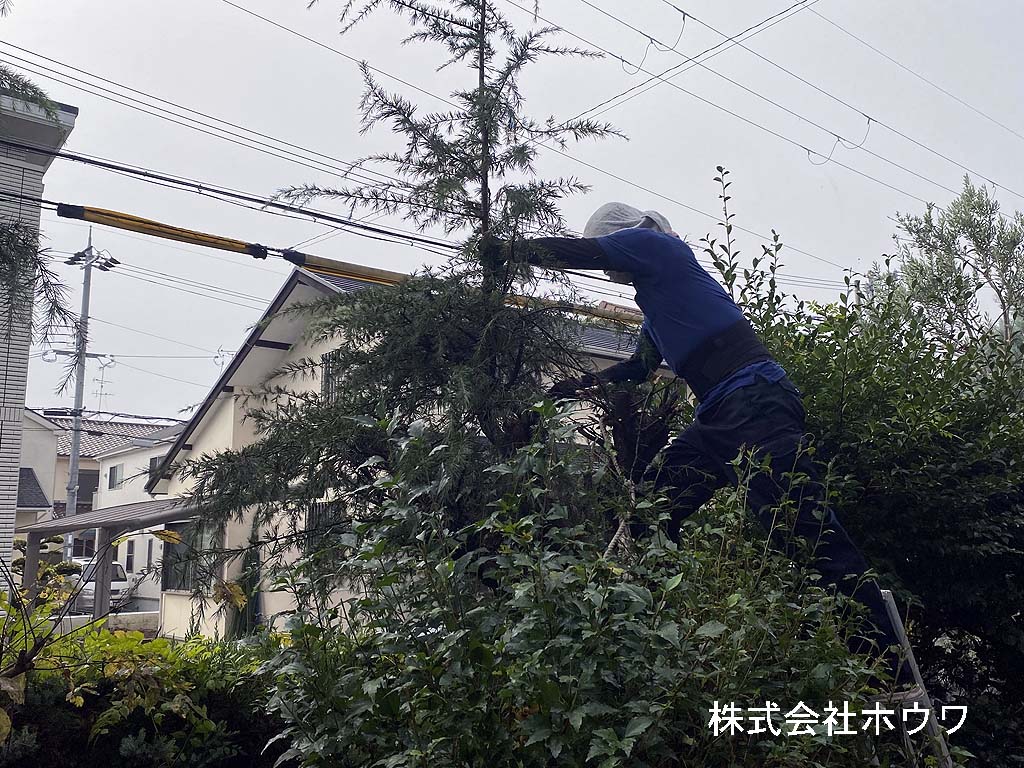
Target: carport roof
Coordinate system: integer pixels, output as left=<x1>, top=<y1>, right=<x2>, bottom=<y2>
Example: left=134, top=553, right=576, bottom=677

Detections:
left=15, top=498, right=195, bottom=535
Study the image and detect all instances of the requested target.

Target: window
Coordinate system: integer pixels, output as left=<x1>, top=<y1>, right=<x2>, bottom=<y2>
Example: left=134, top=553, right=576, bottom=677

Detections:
left=321, top=349, right=343, bottom=403
left=126, top=540, right=135, bottom=573
left=305, top=501, right=348, bottom=551
left=72, top=536, right=95, bottom=558
left=82, top=562, right=127, bottom=582
left=148, top=455, right=166, bottom=482
left=160, top=522, right=216, bottom=592
left=108, top=463, right=124, bottom=490
left=147, top=538, right=154, bottom=569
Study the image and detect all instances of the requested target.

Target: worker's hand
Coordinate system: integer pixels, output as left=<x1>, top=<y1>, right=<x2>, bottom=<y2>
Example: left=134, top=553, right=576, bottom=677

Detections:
left=547, top=375, right=596, bottom=399
left=477, top=233, right=508, bottom=269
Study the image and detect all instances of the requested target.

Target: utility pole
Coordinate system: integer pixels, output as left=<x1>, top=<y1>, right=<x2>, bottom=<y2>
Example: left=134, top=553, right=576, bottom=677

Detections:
left=59, top=231, right=118, bottom=528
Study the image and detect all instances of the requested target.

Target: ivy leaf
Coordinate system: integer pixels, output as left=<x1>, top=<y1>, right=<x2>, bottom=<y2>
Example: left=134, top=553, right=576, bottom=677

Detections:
left=524, top=726, right=551, bottom=746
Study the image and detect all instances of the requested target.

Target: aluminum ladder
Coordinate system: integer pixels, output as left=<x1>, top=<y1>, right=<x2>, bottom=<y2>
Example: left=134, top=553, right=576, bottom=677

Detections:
left=867, top=589, right=953, bottom=767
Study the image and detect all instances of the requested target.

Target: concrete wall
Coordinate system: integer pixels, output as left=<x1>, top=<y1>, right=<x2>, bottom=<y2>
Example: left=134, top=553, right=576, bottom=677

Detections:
left=52, top=611, right=160, bottom=637
left=160, top=591, right=225, bottom=640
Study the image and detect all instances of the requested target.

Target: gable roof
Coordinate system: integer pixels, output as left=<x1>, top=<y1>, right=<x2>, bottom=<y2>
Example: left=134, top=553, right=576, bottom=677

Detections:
left=17, top=468, right=50, bottom=510
left=43, top=416, right=175, bottom=458
left=146, top=258, right=644, bottom=493
left=93, top=422, right=186, bottom=460
left=24, top=409, right=62, bottom=432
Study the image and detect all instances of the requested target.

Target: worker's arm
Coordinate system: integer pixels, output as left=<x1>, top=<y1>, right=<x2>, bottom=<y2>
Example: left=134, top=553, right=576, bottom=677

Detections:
left=480, top=231, right=655, bottom=274
left=551, top=324, right=663, bottom=396
left=479, top=234, right=613, bottom=270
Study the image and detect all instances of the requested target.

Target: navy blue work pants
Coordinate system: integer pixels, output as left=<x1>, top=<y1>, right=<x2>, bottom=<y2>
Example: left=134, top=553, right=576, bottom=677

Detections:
left=640, top=372, right=901, bottom=658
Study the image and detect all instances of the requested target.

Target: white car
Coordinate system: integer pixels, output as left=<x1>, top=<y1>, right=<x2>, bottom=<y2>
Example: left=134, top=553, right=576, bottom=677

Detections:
left=69, top=558, right=131, bottom=614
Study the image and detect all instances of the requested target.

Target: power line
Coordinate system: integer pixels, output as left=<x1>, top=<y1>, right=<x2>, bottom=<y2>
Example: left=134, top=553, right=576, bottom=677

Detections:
left=89, top=317, right=219, bottom=354
left=498, top=0, right=964, bottom=215
left=46, top=217, right=287, bottom=276
left=223, top=0, right=852, bottom=272
left=570, top=0, right=975, bottom=202
left=113, top=360, right=211, bottom=389
left=650, top=0, right=1024, bottom=204
left=808, top=7, right=1024, bottom=146
left=1, top=137, right=461, bottom=253
left=38, top=407, right=186, bottom=423
left=12, top=138, right=851, bottom=294
left=0, top=42, right=409, bottom=191
left=101, top=267, right=267, bottom=312
left=14, top=135, right=851, bottom=291
left=11, top=5, right=866, bottom=280
left=217, top=0, right=462, bottom=110
left=116, top=261, right=272, bottom=303
left=556, top=0, right=822, bottom=124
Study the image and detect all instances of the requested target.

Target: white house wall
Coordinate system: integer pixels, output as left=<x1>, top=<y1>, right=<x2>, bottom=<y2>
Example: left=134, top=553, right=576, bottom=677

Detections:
left=95, top=442, right=176, bottom=610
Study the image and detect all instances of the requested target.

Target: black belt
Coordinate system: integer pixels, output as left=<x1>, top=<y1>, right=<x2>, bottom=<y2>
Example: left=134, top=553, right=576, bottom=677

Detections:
left=677, top=318, right=772, bottom=401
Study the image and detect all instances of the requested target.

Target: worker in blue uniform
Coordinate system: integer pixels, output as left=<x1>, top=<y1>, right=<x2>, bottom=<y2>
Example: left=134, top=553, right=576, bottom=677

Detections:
left=481, top=202, right=909, bottom=687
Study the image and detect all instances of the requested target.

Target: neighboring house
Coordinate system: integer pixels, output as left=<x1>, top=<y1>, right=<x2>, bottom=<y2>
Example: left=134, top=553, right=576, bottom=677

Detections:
left=91, top=422, right=184, bottom=611
left=16, top=468, right=51, bottom=534
left=44, top=415, right=170, bottom=556
left=144, top=257, right=642, bottom=639
left=16, top=409, right=61, bottom=532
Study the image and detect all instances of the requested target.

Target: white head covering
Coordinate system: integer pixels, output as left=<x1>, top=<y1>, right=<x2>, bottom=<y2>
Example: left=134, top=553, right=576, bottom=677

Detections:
left=583, top=202, right=673, bottom=238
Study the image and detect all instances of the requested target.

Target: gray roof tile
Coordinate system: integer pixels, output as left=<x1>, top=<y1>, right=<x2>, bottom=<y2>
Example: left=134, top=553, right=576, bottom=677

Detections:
left=46, top=417, right=174, bottom=458
left=17, top=468, right=50, bottom=509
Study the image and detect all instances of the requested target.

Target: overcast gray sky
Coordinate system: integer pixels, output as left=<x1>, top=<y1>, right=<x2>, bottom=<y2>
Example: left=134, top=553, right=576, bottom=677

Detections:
left=8, top=0, right=1024, bottom=418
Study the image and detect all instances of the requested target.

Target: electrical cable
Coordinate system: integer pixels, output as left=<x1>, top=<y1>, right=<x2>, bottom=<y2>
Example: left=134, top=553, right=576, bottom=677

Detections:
left=652, top=0, right=1024, bottom=203
left=0, top=42, right=412, bottom=191
left=498, top=0, right=959, bottom=215
left=89, top=317, right=219, bottom=353
left=101, top=268, right=267, bottom=312
left=808, top=7, right=1024, bottom=146
left=0, top=137, right=461, bottom=253
left=111, top=360, right=211, bottom=389
left=214, top=0, right=855, bottom=272
left=38, top=407, right=186, bottom=423
left=114, top=262, right=273, bottom=303
left=553, top=0, right=821, bottom=125
left=568, top=0, right=973, bottom=202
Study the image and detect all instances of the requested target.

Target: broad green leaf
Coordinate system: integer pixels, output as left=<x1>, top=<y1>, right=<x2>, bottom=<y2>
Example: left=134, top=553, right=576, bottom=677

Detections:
left=664, top=573, right=683, bottom=592
left=695, top=620, right=727, bottom=638
left=624, top=715, right=654, bottom=738
left=656, top=622, right=680, bottom=647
